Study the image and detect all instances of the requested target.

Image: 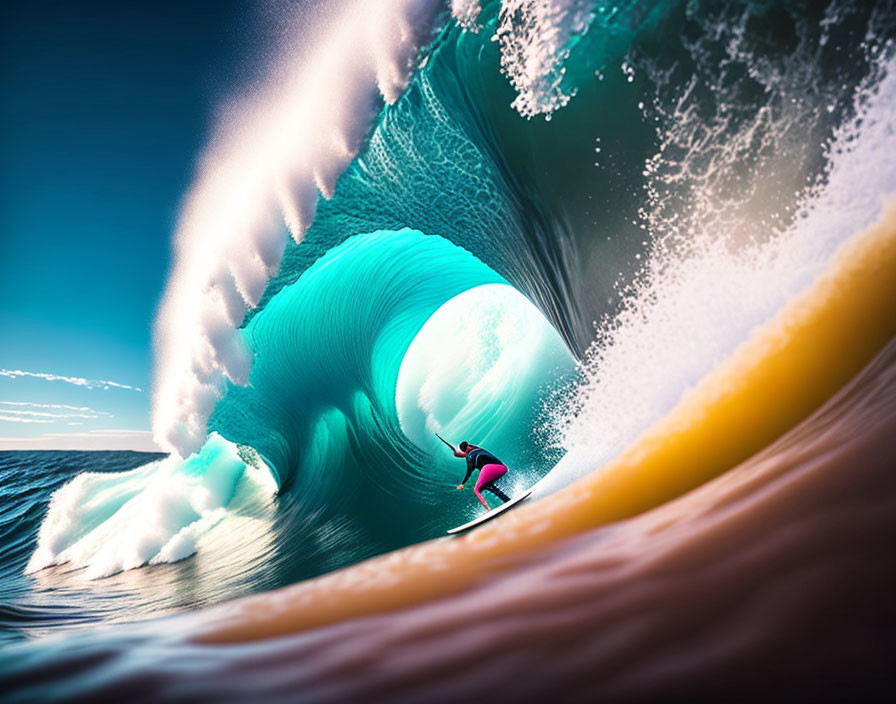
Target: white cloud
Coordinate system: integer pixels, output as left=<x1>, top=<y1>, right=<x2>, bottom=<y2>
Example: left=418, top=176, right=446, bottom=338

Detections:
left=0, top=429, right=163, bottom=452
left=0, top=414, right=54, bottom=424
left=0, top=409, right=107, bottom=420
left=0, top=369, right=142, bottom=392
left=0, top=401, right=110, bottom=413
left=0, top=402, right=114, bottom=425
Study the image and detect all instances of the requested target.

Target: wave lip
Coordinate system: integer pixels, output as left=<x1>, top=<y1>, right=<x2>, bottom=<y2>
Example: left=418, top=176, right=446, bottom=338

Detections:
left=152, top=0, right=444, bottom=457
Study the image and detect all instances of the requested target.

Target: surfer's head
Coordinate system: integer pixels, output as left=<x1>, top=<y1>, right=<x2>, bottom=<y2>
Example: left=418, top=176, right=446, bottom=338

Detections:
left=459, top=441, right=469, bottom=452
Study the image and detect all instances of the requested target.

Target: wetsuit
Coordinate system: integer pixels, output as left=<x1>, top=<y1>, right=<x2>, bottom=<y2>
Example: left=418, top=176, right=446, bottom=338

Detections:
left=459, top=447, right=510, bottom=509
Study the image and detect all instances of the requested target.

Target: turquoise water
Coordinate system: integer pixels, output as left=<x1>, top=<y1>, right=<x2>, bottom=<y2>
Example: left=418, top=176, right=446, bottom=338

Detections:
left=208, top=228, right=575, bottom=539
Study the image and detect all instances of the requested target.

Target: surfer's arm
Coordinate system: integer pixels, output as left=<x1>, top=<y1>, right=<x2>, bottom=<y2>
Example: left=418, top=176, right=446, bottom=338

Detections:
left=436, top=432, right=460, bottom=455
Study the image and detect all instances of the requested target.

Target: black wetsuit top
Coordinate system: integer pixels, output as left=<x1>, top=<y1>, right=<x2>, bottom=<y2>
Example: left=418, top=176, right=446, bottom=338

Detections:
left=461, top=448, right=504, bottom=485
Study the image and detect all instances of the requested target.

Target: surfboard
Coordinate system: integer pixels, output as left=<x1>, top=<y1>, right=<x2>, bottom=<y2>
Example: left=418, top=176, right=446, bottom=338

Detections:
left=447, top=490, right=532, bottom=535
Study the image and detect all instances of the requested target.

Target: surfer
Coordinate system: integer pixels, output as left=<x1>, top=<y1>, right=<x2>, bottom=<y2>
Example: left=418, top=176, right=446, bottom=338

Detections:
left=436, top=434, right=510, bottom=510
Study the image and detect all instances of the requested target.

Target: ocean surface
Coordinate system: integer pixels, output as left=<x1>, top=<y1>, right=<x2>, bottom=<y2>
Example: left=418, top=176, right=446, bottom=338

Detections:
left=0, top=451, right=167, bottom=644
left=3, top=0, right=896, bottom=700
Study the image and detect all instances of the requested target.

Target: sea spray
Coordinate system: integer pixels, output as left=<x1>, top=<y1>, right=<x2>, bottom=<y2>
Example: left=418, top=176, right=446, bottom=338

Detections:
left=537, top=50, right=896, bottom=495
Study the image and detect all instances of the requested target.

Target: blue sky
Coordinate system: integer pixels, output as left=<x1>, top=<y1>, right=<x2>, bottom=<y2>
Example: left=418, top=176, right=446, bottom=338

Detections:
left=0, top=1, right=247, bottom=450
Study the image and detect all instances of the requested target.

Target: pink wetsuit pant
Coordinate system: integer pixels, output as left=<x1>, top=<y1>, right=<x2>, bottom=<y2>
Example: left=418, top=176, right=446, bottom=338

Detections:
left=474, top=463, right=508, bottom=509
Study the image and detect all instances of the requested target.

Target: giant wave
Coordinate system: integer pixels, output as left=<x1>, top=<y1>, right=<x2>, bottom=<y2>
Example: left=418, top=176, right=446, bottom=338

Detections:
left=22, top=0, right=896, bottom=624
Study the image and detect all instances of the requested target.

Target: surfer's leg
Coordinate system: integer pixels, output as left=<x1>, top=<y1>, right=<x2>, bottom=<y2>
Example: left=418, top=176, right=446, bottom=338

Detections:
left=478, top=463, right=508, bottom=484
left=483, top=482, right=510, bottom=503
left=472, top=486, right=491, bottom=510
left=474, top=464, right=508, bottom=510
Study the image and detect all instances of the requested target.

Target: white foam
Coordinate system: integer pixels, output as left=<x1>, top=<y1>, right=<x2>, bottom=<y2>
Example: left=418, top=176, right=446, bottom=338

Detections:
left=493, top=0, right=594, bottom=118
left=26, top=434, right=277, bottom=578
left=152, top=0, right=443, bottom=456
left=451, top=0, right=483, bottom=31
